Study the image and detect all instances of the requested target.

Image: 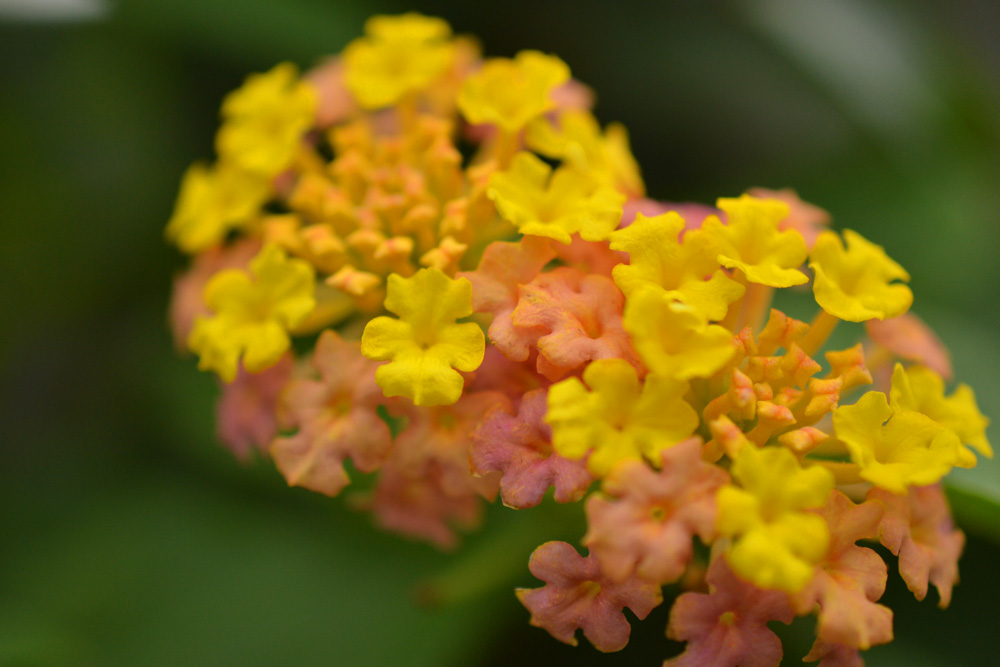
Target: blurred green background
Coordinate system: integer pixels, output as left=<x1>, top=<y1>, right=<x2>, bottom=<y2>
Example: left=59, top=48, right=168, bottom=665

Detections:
left=1, top=1, right=998, bottom=664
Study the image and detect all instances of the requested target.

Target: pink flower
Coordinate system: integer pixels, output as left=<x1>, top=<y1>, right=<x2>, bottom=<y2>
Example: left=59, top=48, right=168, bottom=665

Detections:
left=511, top=267, right=642, bottom=380
left=391, top=390, right=506, bottom=501
left=583, top=438, right=727, bottom=584
left=367, top=461, right=483, bottom=550
left=462, top=346, right=545, bottom=405
left=459, top=236, right=555, bottom=362
left=470, top=388, right=592, bottom=509
left=304, top=57, right=357, bottom=128
left=552, top=236, right=626, bottom=277
left=803, top=639, right=864, bottom=667
left=870, top=484, right=965, bottom=607
left=866, top=313, right=953, bottom=383
left=794, top=491, right=893, bottom=652
left=550, top=79, right=595, bottom=112
left=620, top=199, right=720, bottom=233
left=216, top=354, right=293, bottom=459
left=516, top=541, right=662, bottom=652
left=270, top=331, right=392, bottom=496
left=665, top=557, right=795, bottom=667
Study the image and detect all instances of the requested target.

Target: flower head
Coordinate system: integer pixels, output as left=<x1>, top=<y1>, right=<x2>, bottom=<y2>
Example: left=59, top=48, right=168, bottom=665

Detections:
left=166, top=16, right=987, bottom=665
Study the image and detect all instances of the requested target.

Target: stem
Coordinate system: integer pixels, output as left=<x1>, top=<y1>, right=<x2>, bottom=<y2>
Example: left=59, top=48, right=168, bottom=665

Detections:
left=719, top=273, right=749, bottom=332
left=493, top=129, right=518, bottom=169
left=738, top=282, right=774, bottom=333
left=799, top=310, right=840, bottom=356
left=397, top=92, right=418, bottom=134
left=807, top=460, right=863, bottom=485
left=413, top=498, right=586, bottom=608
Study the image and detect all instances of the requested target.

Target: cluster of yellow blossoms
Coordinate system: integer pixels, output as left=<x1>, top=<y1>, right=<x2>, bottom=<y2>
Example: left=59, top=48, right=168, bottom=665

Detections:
left=167, top=13, right=991, bottom=666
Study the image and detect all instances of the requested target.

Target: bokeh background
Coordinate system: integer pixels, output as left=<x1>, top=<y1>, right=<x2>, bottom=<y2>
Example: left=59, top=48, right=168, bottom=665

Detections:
left=2, top=1, right=999, bottom=664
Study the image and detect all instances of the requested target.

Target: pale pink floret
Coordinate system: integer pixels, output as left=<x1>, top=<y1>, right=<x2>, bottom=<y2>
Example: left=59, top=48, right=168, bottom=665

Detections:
left=368, top=390, right=503, bottom=549
left=216, top=354, right=293, bottom=459
left=869, top=484, right=964, bottom=608
left=462, top=346, right=546, bottom=405
left=866, top=313, right=953, bottom=381
left=803, top=640, right=864, bottom=667
left=550, top=79, right=596, bottom=112
left=458, top=236, right=555, bottom=362
left=168, top=238, right=261, bottom=348
left=748, top=187, right=831, bottom=249
left=368, top=461, right=482, bottom=550
left=270, top=331, right=392, bottom=497
left=392, top=390, right=506, bottom=501
left=304, top=57, right=357, bottom=128
left=620, top=199, right=718, bottom=233
left=665, top=557, right=795, bottom=667
left=620, top=198, right=673, bottom=226
left=552, top=236, right=627, bottom=277
left=516, top=541, right=662, bottom=652
left=795, top=491, right=892, bottom=654
left=512, top=267, right=642, bottom=381
left=470, top=388, right=593, bottom=509
left=584, top=438, right=727, bottom=584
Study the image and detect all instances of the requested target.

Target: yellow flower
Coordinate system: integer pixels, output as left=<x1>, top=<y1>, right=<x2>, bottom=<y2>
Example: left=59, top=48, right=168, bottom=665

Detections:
left=361, top=268, right=484, bottom=406
left=700, top=195, right=808, bottom=287
left=188, top=244, right=316, bottom=382
left=488, top=151, right=625, bottom=244
left=458, top=51, right=570, bottom=132
left=623, top=289, right=735, bottom=380
left=366, top=12, right=451, bottom=41
left=546, top=359, right=698, bottom=477
left=343, top=13, right=455, bottom=109
left=165, top=162, right=270, bottom=254
left=526, top=110, right=645, bottom=197
left=832, top=390, right=963, bottom=494
left=890, top=363, right=991, bottom=459
left=215, top=62, right=317, bottom=177
left=716, top=445, right=833, bottom=592
left=810, top=229, right=913, bottom=321
left=609, top=212, right=744, bottom=321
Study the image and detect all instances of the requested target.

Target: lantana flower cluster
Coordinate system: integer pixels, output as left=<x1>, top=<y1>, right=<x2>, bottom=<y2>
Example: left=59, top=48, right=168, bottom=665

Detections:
left=167, top=13, right=992, bottom=666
